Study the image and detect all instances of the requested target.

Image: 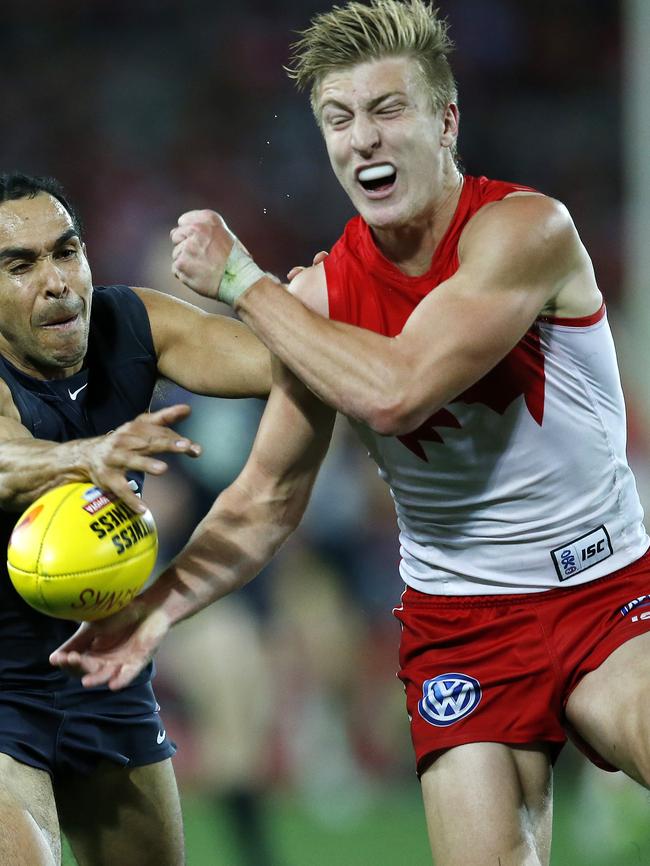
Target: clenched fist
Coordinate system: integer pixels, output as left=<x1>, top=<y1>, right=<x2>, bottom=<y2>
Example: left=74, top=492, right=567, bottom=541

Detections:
left=171, top=210, right=265, bottom=306
left=170, top=210, right=236, bottom=299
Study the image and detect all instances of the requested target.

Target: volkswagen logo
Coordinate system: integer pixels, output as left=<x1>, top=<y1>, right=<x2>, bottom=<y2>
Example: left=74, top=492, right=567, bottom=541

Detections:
left=418, top=672, right=482, bottom=727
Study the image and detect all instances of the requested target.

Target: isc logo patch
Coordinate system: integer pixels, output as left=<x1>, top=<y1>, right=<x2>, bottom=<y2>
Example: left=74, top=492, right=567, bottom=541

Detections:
left=551, top=525, right=612, bottom=581
left=418, top=673, right=482, bottom=727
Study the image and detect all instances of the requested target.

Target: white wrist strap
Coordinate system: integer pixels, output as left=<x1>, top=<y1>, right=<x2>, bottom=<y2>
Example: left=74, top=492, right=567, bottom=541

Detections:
left=219, top=242, right=265, bottom=306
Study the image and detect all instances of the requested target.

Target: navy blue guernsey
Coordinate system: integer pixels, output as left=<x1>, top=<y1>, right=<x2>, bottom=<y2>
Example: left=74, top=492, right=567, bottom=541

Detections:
left=0, top=285, right=158, bottom=686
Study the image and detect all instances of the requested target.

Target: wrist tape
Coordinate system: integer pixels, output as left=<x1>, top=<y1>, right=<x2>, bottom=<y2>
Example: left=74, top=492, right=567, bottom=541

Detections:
left=219, top=241, right=265, bottom=306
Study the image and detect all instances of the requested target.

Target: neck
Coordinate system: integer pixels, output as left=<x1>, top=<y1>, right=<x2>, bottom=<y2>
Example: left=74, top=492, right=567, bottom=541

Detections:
left=372, top=165, right=464, bottom=277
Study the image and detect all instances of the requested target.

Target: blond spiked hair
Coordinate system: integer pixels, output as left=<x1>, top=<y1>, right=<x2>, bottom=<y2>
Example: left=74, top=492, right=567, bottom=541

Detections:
left=287, top=0, right=458, bottom=119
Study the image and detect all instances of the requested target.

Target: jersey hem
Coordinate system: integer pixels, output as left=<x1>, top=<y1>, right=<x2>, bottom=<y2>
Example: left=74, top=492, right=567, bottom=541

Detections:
left=538, top=303, right=605, bottom=327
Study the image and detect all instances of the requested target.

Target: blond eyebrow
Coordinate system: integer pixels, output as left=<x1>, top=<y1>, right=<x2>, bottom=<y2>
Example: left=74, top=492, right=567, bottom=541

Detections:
left=321, top=90, right=406, bottom=114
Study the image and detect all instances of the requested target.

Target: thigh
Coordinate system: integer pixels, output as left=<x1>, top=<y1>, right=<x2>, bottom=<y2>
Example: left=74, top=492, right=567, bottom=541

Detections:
left=0, top=753, right=60, bottom=866
left=566, top=631, right=650, bottom=786
left=56, top=758, right=184, bottom=866
left=421, top=743, right=553, bottom=866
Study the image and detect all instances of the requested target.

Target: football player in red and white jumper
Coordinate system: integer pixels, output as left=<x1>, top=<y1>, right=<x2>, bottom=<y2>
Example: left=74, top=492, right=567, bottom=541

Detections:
left=52, top=2, right=650, bottom=864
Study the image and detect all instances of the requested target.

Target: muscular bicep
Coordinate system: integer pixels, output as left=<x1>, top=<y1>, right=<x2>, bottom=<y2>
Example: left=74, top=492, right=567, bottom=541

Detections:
left=387, top=195, right=591, bottom=427
left=134, top=287, right=272, bottom=398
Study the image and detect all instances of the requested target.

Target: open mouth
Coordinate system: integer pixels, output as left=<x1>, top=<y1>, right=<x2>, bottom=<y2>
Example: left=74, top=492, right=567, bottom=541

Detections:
left=357, top=163, right=397, bottom=196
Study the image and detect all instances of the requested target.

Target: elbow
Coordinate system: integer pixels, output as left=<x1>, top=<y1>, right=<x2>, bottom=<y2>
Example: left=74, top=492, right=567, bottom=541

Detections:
left=365, top=393, right=428, bottom=438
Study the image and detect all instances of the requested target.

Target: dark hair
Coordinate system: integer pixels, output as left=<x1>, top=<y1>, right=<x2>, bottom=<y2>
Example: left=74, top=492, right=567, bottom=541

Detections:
left=0, top=172, right=84, bottom=239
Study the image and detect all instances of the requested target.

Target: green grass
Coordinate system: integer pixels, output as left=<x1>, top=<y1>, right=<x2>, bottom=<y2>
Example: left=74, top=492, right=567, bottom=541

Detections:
left=180, top=785, right=431, bottom=866
left=62, top=764, right=650, bottom=865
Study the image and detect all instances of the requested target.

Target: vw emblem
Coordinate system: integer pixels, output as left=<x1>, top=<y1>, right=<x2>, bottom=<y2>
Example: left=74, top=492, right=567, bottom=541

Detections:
left=418, top=672, right=482, bottom=727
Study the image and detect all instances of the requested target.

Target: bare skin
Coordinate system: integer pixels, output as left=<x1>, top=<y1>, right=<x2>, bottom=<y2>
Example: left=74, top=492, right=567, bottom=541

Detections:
left=55, top=759, right=183, bottom=866
left=0, top=755, right=59, bottom=866
left=0, top=191, right=271, bottom=864
left=168, top=61, right=600, bottom=435
left=52, top=54, right=640, bottom=866
left=421, top=744, right=553, bottom=866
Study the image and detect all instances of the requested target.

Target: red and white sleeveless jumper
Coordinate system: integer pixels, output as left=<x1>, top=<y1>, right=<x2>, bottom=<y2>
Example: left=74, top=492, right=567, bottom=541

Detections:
left=323, top=175, right=648, bottom=595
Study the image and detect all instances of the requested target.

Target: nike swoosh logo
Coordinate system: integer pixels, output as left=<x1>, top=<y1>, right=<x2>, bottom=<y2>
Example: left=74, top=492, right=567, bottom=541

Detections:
left=157, top=730, right=166, bottom=744
left=68, top=382, right=88, bottom=401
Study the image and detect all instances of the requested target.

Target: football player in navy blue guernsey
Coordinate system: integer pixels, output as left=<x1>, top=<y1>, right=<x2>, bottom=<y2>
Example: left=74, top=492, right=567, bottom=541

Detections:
left=0, top=173, right=271, bottom=866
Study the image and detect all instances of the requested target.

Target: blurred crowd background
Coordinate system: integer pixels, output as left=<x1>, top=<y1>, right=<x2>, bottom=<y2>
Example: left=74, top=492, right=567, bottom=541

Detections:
left=3, top=1, right=650, bottom=864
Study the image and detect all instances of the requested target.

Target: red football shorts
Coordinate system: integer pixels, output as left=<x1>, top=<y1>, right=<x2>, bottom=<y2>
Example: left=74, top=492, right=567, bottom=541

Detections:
left=393, top=548, right=650, bottom=776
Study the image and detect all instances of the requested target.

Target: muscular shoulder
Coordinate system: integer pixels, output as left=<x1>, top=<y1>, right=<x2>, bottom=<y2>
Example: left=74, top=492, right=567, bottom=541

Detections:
left=462, top=194, right=573, bottom=256
left=459, top=194, right=583, bottom=286
left=286, top=262, right=329, bottom=317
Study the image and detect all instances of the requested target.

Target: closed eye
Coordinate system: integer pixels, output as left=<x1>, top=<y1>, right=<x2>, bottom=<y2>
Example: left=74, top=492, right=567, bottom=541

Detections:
left=8, top=261, right=32, bottom=275
left=376, top=103, right=405, bottom=118
left=328, top=114, right=352, bottom=129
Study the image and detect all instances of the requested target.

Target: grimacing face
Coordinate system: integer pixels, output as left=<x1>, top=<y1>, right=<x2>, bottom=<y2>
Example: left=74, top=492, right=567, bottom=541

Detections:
left=318, top=55, right=458, bottom=231
left=0, top=193, right=93, bottom=379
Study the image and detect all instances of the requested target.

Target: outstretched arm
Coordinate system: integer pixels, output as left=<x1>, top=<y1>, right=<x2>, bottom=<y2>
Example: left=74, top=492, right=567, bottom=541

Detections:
left=50, top=360, right=336, bottom=689
left=0, top=380, right=200, bottom=513
left=133, top=287, right=272, bottom=398
left=171, top=196, right=601, bottom=435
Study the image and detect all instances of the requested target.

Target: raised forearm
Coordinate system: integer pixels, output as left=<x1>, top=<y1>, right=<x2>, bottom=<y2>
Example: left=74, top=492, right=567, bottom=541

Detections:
left=0, top=437, right=97, bottom=511
left=141, top=480, right=305, bottom=627
left=236, top=277, right=404, bottom=431
left=0, top=404, right=201, bottom=514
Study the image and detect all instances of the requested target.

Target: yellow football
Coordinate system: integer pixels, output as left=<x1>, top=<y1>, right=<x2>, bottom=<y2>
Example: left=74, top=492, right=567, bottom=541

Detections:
left=7, top=482, right=158, bottom=621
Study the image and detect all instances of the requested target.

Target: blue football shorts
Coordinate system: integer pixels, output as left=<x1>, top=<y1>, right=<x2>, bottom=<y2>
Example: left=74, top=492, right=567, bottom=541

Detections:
left=0, top=668, right=176, bottom=777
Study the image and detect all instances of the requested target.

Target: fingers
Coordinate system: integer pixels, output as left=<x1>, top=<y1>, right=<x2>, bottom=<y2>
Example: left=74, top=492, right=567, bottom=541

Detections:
left=50, top=625, right=107, bottom=676
left=49, top=628, right=93, bottom=672
left=112, top=429, right=201, bottom=461
left=50, top=601, right=156, bottom=690
left=286, top=265, right=304, bottom=282
left=56, top=647, right=150, bottom=691
left=169, top=225, right=192, bottom=247
left=142, top=403, right=191, bottom=427
left=78, top=661, right=144, bottom=691
left=49, top=650, right=88, bottom=678
left=84, top=404, right=201, bottom=511
left=81, top=663, right=117, bottom=689
left=169, top=211, right=239, bottom=298
left=95, top=471, right=151, bottom=512
left=176, top=209, right=224, bottom=228
left=51, top=648, right=123, bottom=689
left=110, top=661, right=146, bottom=691
left=115, top=404, right=201, bottom=458
left=286, top=251, right=329, bottom=282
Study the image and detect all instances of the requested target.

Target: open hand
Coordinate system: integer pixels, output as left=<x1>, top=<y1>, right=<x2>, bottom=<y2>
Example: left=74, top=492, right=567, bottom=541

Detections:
left=78, top=403, right=200, bottom=513
left=49, top=600, right=171, bottom=690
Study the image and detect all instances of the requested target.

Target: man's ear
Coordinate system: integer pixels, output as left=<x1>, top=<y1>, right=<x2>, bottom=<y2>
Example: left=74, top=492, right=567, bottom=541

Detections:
left=441, top=102, right=460, bottom=148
